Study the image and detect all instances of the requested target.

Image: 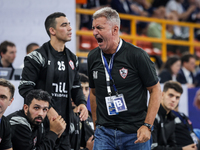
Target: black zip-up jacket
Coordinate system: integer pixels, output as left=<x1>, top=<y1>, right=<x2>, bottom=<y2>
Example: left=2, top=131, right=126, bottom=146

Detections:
left=7, top=110, right=58, bottom=150
left=18, top=41, right=86, bottom=132
left=151, top=105, right=182, bottom=150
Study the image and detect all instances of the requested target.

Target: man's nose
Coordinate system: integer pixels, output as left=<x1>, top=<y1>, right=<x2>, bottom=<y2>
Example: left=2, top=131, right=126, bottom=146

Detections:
left=93, top=28, right=98, bottom=36
left=38, top=109, right=44, bottom=116
left=171, top=97, right=176, bottom=102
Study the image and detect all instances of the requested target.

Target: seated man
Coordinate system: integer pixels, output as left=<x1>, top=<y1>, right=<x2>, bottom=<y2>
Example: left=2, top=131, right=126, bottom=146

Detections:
left=79, top=73, right=93, bottom=129
left=172, top=106, right=200, bottom=149
left=0, top=78, right=15, bottom=150
left=7, top=89, right=66, bottom=150
left=0, top=41, right=17, bottom=79
left=70, top=73, right=94, bottom=150
left=151, top=80, right=197, bottom=150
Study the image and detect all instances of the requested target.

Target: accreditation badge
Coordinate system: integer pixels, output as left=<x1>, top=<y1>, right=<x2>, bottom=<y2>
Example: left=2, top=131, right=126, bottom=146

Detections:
left=113, top=94, right=127, bottom=112
left=105, top=96, right=119, bottom=115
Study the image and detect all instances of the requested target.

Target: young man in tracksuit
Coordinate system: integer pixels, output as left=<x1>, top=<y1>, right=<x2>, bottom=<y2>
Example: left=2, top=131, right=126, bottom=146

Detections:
left=151, top=80, right=197, bottom=150
left=19, top=12, right=88, bottom=149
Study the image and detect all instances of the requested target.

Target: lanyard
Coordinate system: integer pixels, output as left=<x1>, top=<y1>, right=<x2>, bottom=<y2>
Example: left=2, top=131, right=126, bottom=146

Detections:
left=173, top=111, right=192, bottom=132
left=101, top=39, right=122, bottom=96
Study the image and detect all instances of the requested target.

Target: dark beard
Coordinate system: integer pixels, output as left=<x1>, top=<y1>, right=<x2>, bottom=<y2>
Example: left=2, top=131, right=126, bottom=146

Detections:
left=27, top=110, right=43, bottom=126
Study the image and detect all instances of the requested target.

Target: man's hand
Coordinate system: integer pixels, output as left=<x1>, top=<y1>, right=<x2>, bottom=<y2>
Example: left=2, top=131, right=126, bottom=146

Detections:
left=47, top=107, right=59, bottom=121
left=49, top=115, right=66, bottom=137
left=76, top=104, right=88, bottom=121
left=182, top=143, right=197, bottom=150
left=86, top=135, right=94, bottom=150
left=134, top=125, right=151, bottom=144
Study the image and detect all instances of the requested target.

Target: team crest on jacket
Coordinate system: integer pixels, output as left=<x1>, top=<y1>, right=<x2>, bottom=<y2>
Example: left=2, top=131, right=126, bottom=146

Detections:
left=119, top=67, right=128, bottom=79
left=69, top=60, right=74, bottom=70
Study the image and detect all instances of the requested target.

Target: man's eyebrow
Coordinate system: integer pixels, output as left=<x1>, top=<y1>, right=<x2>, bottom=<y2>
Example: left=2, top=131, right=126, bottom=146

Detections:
left=33, top=104, right=49, bottom=108
left=92, top=25, right=101, bottom=28
left=0, top=94, right=8, bottom=98
left=61, top=22, right=70, bottom=26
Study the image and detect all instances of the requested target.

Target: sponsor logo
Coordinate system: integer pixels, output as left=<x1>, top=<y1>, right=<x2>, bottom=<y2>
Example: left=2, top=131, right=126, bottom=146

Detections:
left=69, top=60, right=74, bottom=70
left=93, top=71, right=98, bottom=79
left=52, top=82, right=68, bottom=98
left=119, top=67, right=128, bottom=79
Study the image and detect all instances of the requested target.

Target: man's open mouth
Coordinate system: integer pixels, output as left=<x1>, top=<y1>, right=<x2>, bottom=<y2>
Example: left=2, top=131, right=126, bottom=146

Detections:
left=97, top=37, right=103, bottom=43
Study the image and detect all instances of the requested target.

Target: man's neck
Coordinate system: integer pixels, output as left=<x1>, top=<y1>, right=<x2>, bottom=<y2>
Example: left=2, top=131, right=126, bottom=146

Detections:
left=0, top=114, right=3, bottom=119
left=103, top=38, right=121, bottom=54
left=1, top=59, right=11, bottom=67
left=161, top=103, right=170, bottom=114
left=50, top=39, right=65, bottom=52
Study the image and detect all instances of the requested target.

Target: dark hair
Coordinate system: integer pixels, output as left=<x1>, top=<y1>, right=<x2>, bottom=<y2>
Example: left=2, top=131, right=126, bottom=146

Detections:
left=25, top=89, right=51, bottom=106
left=79, top=73, right=89, bottom=83
left=0, top=78, right=15, bottom=99
left=181, top=52, right=195, bottom=65
left=26, top=43, right=39, bottom=54
left=163, top=56, right=180, bottom=74
left=45, top=12, right=66, bottom=37
left=0, top=41, right=15, bottom=56
left=163, top=80, right=183, bottom=94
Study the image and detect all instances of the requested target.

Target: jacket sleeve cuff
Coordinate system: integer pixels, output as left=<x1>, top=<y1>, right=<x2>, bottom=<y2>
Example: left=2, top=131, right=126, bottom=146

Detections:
left=46, top=130, right=58, bottom=142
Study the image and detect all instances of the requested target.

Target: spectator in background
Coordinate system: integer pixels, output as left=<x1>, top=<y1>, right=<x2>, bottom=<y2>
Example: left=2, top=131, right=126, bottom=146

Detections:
left=0, top=41, right=17, bottom=79
left=159, top=56, right=181, bottom=83
left=151, top=80, right=197, bottom=150
left=111, top=0, right=137, bottom=33
left=20, top=43, right=40, bottom=68
left=185, top=0, right=200, bottom=22
left=176, top=52, right=196, bottom=88
left=130, top=0, right=150, bottom=16
left=147, top=6, right=173, bottom=50
left=26, top=43, right=39, bottom=55
left=166, top=0, right=196, bottom=21
left=166, top=0, right=196, bottom=39
left=151, top=0, right=169, bottom=8
left=0, top=78, right=15, bottom=150
left=80, top=0, right=111, bottom=30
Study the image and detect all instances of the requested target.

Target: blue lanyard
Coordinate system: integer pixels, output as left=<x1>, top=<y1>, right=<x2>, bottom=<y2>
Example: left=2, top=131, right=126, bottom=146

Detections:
left=101, top=39, right=122, bottom=95
left=172, top=110, right=191, bottom=131
left=102, top=53, right=118, bottom=93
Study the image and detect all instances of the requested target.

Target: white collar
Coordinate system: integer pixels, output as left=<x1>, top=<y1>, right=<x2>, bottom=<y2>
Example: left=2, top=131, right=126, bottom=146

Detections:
left=182, top=67, right=191, bottom=78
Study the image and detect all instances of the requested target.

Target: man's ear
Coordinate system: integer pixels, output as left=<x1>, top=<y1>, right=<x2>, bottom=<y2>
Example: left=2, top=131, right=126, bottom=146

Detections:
left=9, top=98, right=14, bottom=106
left=112, top=25, right=119, bottom=35
left=23, top=104, right=28, bottom=115
left=49, top=27, right=56, bottom=36
left=1, top=52, right=4, bottom=58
